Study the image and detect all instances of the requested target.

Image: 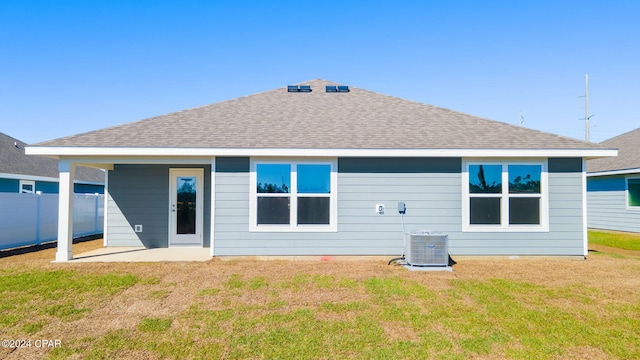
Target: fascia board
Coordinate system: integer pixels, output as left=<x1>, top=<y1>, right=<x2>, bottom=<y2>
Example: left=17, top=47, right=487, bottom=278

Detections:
left=26, top=146, right=618, bottom=159
left=587, top=168, right=640, bottom=177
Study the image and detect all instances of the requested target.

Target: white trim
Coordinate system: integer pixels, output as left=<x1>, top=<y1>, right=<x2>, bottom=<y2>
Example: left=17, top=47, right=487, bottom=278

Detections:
left=19, top=179, right=35, bottom=193
left=0, top=172, right=104, bottom=185
left=103, top=169, right=109, bottom=247
left=55, top=161, right=75, bottom=262
left=210, top=157, right=216, bottom=256
left=462, top=159, right=549, bottom=233
left=582, top=159, right=588, bottom=257
left=625, top=175, right=640, bottom=211
left=25, top=146, right=618, bottom=159
left=587, top=168, right=640, bottom=177
left=168, top=168, right=204, bottom=247
left=66, top=157, right=213, bottom=165
left=249, top=158, right=338, bottom=232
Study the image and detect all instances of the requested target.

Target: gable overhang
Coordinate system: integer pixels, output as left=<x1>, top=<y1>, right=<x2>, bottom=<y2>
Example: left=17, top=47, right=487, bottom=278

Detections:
left=26, top=146, right=618, bottom=161
left=587, top=167, right=640, bottom=177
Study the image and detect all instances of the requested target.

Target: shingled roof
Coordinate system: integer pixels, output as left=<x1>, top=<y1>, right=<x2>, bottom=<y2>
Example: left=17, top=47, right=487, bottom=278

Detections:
left=34, top=79, right=607, bottom=151
left=587, top=127, right=640, bottom=173
left=1, top=132, right=104, bottom=183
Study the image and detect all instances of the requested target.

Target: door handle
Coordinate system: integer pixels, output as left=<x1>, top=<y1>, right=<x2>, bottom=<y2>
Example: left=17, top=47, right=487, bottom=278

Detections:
left=171, top=204, right=176, bottom=212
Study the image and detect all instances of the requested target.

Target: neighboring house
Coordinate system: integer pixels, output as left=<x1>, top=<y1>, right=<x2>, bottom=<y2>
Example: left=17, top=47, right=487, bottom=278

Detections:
left=587, top=128, right=640, bottom=233
left=1, top=132, right=105, bottom=194
left=26, top=79, right=616, bottom=262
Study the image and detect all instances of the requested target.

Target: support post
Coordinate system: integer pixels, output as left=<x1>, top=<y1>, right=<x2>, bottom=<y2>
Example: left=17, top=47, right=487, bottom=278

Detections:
left=55, top=160, right=75, bottom=262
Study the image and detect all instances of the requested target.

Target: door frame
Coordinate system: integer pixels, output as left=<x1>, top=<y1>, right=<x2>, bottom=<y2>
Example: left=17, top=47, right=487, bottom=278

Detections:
left=168, top=168, right=204, bottom=247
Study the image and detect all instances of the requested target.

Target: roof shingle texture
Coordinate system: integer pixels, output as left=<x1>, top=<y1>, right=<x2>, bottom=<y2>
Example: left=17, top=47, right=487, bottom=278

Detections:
left=35, top=79, right=604, bottom=151
left=587, top=127, right=640, bottom=173
left=1, top=133, right=104, bottom=182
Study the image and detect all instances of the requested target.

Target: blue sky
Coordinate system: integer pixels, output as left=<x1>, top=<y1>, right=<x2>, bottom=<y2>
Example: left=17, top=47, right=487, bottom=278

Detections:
left=1, top=1, right=638, bottom=144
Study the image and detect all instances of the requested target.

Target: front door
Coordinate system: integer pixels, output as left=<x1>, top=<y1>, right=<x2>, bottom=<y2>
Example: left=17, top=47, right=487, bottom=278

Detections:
left=169, top=168, right=204, bottom=246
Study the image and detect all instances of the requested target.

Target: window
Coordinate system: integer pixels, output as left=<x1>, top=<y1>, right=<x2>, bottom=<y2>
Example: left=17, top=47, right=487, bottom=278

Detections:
left=463, top=161, right=548, bottom=232
left=628, top=177, right=640, bottom=207
left=251, top=160, right=337, bottom=232
left=19, top=180, right=35, bottom=194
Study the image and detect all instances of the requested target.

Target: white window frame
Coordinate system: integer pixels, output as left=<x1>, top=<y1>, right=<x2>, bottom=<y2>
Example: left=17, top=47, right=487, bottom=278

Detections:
left=626, top=175, right=640, bottom=210
left=249, top=158, right=338, bottom=232
left=19, top=180, right=36, bottom=194
left=462, top=159, right=549, bottom=232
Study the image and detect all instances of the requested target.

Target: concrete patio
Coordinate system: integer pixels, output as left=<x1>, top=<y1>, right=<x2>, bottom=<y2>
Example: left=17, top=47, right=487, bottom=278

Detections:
left=67, top=246, right=212, bottom=262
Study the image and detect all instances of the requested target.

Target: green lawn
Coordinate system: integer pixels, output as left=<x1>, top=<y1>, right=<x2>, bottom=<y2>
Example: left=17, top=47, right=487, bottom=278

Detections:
left=589, top=229, right=640, bottom=251
left=0, top=235, right=639, bottom=359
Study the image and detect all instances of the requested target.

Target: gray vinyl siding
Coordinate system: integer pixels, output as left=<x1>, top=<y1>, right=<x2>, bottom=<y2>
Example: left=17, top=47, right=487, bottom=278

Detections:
left=450, top=158, right=585, bottom=256
left=213, top=157, right=586, bottom=256
left=587, top=174, right=640, bottom=233
left=214, top=157, right=460, bottom=255
left=106, top=164, right=211, bottom=247
left=450, top=163, right=585, bottom=256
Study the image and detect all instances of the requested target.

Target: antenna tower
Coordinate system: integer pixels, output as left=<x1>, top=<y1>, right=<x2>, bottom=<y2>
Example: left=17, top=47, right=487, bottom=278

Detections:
left=584, top=74, right=594, bottom=142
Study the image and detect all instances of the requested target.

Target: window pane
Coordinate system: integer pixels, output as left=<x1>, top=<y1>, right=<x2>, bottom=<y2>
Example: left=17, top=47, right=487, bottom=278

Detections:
left=257, top=164, right=290, bottom=193
left=298, top=197, right=330, bottom=224
left=298, top=164, right=331, bottom=194
left=509, top=165, right=541, bottom=193
left=257, top=197, right=290, bottom=224
left=509, top=198, right=540, bottom=224
left=629, top=178, right=640, bottom=206
left=470, top=197, right=501, bottom=224
left=21, top=184, right=34, bottom=194
left=177, top=176, right=196, bottom=234
left=469, top=165, right=502, bottom=193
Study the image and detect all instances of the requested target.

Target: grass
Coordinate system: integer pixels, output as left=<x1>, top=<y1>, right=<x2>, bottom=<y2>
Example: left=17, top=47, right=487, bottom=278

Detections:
left=1, top=234, right=639, bottom=359
left=0, top=269, right=138, bottom=329
left=589, top=230, right=640, bottom=251
left=46, top=273, right=637, bottom=360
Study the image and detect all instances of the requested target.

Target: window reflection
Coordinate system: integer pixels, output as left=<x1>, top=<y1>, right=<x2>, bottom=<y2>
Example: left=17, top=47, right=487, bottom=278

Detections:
left=257, top=164, right=291, bottom=193
left=469, top=165, right=502, bottom=193
left=509, top=165, right=541, bottom=194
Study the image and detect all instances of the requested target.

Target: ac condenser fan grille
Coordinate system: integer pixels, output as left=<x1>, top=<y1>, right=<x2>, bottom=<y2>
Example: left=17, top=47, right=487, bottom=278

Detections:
left=406, top=232, right=448, bottom=266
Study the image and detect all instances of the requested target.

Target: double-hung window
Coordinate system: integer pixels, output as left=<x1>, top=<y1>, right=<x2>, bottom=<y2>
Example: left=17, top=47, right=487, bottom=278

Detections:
left=250, top=160, right=337, bottom=232
left=463, top=161, right=548, bottom=232
left=627, top=177, right=640, bottom=208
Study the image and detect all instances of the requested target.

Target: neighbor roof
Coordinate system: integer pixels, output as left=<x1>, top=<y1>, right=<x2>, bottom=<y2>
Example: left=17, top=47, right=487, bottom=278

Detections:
left=0, top=132, right=104, bottom=183
left=33, top=79, right=608, bottom=151
left=587, top=127, right=640, bottom=173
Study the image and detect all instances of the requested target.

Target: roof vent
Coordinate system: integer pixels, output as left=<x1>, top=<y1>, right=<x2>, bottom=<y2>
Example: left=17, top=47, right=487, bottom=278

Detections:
left=326, top=85, right=350, bottom=93
left=288, top=85, right=312, bottom=92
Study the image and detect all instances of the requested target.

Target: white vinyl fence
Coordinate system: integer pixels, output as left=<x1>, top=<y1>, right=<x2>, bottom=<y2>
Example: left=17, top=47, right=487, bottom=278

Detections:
left=0, top=193, right=104, bottom=250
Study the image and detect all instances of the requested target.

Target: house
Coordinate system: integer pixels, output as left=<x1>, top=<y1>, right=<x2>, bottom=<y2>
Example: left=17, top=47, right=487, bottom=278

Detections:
left=1, top=132, right=105, bottom=194
left=587, top=128, right=640, bottom=233
left=1, top=132, right=105, bottom=250
left=26, top=79, right=616, bottom=262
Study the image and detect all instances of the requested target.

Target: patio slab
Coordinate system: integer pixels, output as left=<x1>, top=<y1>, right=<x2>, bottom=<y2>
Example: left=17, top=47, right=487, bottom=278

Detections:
left=67, top=247, right=212, bottom=262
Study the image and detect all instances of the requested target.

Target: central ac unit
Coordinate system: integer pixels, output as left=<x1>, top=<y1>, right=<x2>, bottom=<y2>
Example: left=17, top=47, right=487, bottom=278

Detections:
left=405, top=231, right=449, bottom=266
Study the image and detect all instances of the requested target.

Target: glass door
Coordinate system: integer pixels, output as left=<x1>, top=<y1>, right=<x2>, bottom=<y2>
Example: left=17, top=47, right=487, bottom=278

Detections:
left=169, top=169, right=204, bottom=246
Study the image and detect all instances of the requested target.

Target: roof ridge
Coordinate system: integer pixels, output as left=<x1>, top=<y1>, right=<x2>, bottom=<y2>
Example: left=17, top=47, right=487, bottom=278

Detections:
left=600, top=127, right=640, bottom=144
left=31, top=79, right=611, bottom=151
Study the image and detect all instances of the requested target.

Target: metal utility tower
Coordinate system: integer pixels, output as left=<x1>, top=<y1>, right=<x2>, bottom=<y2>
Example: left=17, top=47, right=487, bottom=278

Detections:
left=584, top=74, right=594, bottom=142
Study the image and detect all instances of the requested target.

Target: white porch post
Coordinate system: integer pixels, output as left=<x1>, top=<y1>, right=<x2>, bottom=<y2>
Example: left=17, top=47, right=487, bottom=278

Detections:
left=55, top=160, right=75, bottom=262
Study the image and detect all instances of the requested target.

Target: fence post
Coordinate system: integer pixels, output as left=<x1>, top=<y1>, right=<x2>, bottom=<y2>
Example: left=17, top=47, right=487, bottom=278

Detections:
left=36, top=193, right=41, bottom=246
left=94, top=194, right=99, bottom=234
